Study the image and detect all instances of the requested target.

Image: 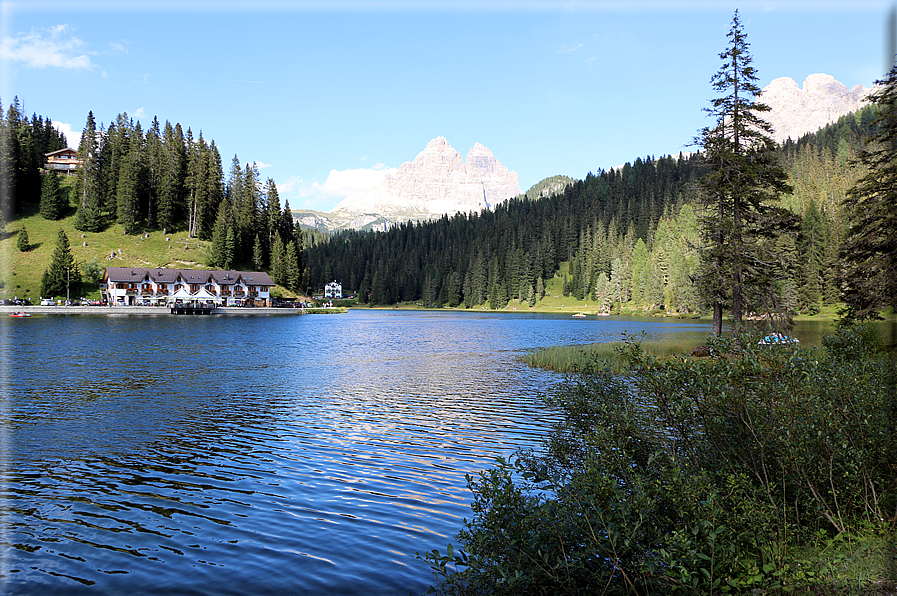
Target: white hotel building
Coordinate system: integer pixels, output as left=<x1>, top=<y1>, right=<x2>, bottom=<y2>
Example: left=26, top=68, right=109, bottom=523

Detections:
left=102, top=267, right=274, bottom=307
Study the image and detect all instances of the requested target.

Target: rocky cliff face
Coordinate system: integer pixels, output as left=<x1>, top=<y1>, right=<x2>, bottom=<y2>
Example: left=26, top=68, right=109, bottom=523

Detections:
left=760, top=73, right=871, bottom=143
left=327, top=137, right=520, bottom=227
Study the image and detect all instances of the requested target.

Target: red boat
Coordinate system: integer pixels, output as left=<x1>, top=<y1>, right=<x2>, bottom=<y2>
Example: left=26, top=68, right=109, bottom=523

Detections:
left=9, top=312, right=31, bottom=318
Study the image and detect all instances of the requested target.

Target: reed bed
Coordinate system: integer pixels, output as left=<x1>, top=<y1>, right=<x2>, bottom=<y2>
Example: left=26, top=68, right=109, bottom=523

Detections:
left=523, top=337, right=705, bottom=373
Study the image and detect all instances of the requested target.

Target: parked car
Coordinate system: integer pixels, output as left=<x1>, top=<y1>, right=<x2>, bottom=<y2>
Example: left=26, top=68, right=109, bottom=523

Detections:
left=40, top=298, right=55, bottom=306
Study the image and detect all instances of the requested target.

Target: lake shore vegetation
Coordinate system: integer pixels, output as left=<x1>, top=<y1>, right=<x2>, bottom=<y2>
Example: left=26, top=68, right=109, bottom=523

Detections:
left=422, top=324, right=897, bottom=594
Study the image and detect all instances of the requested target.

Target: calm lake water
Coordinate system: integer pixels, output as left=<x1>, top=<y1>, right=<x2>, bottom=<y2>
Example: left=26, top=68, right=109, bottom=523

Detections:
left=1, top=309, right=819, bottom=594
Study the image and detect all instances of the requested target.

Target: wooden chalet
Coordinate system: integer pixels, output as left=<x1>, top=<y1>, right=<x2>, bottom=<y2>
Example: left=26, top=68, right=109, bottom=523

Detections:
left=44, top=148, right=82, bottom=176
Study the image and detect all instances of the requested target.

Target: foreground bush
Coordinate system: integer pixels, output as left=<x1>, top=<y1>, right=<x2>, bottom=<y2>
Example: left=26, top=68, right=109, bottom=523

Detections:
left=422, top=326, right=896, bottom=594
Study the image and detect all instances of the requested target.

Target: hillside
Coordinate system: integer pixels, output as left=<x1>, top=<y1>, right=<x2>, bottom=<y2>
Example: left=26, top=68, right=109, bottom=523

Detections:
left=302, top=106, right=878, bottom=315
left=1, top=194, right=211, bottom=301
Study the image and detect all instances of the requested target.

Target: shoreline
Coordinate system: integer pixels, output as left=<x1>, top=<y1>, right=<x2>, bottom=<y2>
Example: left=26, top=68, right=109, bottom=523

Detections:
left=0, top=305, right=302, bottom=315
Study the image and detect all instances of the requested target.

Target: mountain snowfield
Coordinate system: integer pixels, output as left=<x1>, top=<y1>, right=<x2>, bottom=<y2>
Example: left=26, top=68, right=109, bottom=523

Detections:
left=294, top=73, right=871, bottom=232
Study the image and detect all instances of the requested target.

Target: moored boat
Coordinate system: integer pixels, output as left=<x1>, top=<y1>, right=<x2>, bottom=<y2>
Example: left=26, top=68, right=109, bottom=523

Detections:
left=9, top=312, right=31, bottom=318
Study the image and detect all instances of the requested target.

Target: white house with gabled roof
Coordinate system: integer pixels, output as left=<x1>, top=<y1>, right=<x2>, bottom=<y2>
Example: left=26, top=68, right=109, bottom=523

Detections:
left=324, top=280, right=342, bottom=299
left=102, top=267, right=274, bottom=307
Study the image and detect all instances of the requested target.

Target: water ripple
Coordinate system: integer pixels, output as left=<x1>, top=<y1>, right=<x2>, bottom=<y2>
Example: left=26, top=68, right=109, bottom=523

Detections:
left=1, top=311, right=710, bottom=594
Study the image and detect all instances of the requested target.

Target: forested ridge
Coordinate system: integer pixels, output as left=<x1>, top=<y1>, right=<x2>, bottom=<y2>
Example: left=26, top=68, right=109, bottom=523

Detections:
left=0, top=96, right=884, bottom=313
left=305, top=105, right=879, bottom=315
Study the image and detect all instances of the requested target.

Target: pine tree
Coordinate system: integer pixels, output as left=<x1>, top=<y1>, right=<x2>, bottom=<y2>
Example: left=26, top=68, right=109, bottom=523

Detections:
left=40, top=171, right=64, bottom=219
left=285, top=240, right=300, bottom=292
left=223, top=226, right=235, bottom=270
left=40, top=229, right=80, bottom=298
left=695, top=10, right=793, bottom=335
left=116, top=122, right=144, bottom=234
left=841, top=64, right=897, bottom=319
left=16, top=226, right=29, bottom=252
left=73, top=111, right=103, bottom=232
left=797, top=202, right=825, bottom=311
left=252, top=233, right=264, bottom=271
left=159, top=120, right=186, bottom=233
left=209, top=201, right=229, bottom=268
left=271, top=233, right=286, bottom=286
left=144, top=117, right=163, bottom=228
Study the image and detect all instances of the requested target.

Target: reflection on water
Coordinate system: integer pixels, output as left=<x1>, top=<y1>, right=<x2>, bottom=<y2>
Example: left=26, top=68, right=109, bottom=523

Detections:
left=2, top=311, right=713, bottom=594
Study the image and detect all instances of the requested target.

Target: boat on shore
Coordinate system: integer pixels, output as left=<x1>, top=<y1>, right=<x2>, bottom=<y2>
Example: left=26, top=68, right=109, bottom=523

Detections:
left=758, top=333, right=799, bottom=345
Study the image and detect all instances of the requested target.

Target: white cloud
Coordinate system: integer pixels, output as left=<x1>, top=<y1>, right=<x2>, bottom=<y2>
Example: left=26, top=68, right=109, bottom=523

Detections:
left=52, top=121, right=81, bottom=148
left=557, top=42, right=585, bottom=53
left=0, top=25, right=93, bottom=69
left=312, top=167, right=396, bottom=198
left=109, top=40, right=129, bottom=54
left=254, top=161, right=272, bottom=169
left=277, top=166, right=398, bottom=212
left=133, top=107, right=146, bottom=118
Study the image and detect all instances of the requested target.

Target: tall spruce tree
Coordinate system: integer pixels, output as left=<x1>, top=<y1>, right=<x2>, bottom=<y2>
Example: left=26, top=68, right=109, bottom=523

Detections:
left=40, top=171, right=65, bottom=219
left=841, top=64, right=897, bottom=319
left=116, top=122, right=144, bottom=233
left=40, top=229, right=80, bottom=298
left=73, top=111, right=103, bottom=232
left=285, top=240, right=300, bottom=292
left=695, top=10, right=793, bottom=335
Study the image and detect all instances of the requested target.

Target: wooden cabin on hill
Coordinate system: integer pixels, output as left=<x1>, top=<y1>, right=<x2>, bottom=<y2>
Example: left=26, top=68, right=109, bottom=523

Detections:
left=44, top=148, right=82, bottom=176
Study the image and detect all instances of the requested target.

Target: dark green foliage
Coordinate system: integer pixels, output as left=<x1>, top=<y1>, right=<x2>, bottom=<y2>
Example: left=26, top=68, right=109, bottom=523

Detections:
left=16, top=226, right=29, bottom=252
left=73, top=111, right=103, bottom=232
left=424, top=327, right=896, bottom=594
left=285, top=240, right=300, bottom=292
left=158, top=120, right=186, bottom=232
left=40, top=229, right=80, bottom=298
left=796, top=201, right=826, bottom=312
left=270, top=233, right=285, bottom=286
left=695, top=11, right=794, bottom=335
left=252, top=233, right=264, bottom=270
left=115, top=121, right=145, bottom=234
left=841, top=65, right=897, bottom=320
left=0, top=99, right=66, bottom=221
left=305, top=154, right=703, bottom=305
left=39, top=171, right=65, bottom=219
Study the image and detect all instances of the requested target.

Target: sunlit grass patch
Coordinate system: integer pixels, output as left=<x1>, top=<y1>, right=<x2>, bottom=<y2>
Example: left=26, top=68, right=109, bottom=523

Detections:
left=523, top=337, right=705, bottom=373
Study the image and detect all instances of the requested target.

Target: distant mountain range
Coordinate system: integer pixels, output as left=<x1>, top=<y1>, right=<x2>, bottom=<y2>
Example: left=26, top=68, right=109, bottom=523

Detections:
left=294, top=137, right=521, bottom=232
left=294, top=73, right=871, bottom=232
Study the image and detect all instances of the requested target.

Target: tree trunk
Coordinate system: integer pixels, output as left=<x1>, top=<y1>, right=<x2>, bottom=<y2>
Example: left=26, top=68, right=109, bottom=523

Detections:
left=712, top=302, right=723, bottom=336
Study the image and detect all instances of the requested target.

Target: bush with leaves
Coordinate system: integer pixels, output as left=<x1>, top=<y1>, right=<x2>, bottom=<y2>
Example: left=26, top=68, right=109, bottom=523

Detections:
left=422, top=326, right=896, bottom=594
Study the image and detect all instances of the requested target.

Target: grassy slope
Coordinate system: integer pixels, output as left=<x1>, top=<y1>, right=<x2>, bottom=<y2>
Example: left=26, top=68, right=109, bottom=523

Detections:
left=0, top=182, right=292, bottom=301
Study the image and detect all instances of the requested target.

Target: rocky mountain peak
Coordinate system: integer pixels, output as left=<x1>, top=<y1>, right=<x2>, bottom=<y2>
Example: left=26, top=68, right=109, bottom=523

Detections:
left=329, top=137, right=520, bottom=225
left=760, top=73, right=872, bottom=143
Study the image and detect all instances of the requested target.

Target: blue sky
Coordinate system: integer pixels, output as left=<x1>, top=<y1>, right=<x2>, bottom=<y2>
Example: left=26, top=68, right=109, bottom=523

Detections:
left=1, top=0, right=890, bottom=212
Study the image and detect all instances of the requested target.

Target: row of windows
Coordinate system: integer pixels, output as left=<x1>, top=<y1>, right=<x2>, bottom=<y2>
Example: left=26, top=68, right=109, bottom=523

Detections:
left=117, top=282, right=267, bottom=291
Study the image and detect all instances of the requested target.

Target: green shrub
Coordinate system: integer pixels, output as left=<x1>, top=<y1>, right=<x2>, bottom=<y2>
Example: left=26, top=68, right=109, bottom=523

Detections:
left=422, top=328, right=897, bottom=594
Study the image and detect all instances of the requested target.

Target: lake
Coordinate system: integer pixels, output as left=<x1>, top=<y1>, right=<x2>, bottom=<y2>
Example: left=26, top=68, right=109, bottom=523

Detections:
left=0, top=309, right=806, bottom=594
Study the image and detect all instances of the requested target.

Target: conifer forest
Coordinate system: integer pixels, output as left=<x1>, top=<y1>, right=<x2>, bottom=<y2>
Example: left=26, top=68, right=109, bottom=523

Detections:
left=0, top=70, right=893, bottom=320
left=303, top=104, right=884, bottom=320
